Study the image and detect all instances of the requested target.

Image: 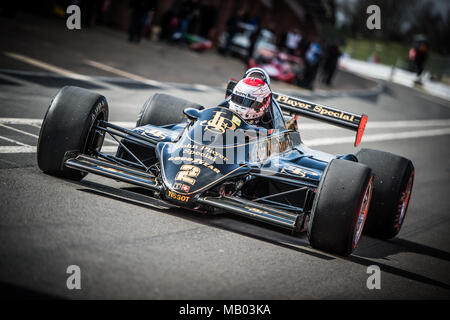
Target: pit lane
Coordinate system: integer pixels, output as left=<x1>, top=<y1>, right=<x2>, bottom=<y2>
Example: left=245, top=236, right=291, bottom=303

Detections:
left=0, top=14, right=449, bottom=300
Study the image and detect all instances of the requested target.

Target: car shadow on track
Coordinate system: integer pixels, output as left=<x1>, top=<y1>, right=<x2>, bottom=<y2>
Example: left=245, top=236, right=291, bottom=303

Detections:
left=345, top=254, right=450, bottom=291
left=74, top=179, right=450, bottom=292
left=357, top=237, right=450, bottom=262
left=0, top=281, right=62, bottom=300
left=76, top=180, right=334, bottom=261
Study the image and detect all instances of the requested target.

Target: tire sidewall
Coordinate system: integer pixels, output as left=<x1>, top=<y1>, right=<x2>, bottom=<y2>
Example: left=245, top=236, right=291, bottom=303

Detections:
left=136, top=93, right=203, bottom=127
left=307, top=159, right=372, bottom=255
left=356, top=148, right=415, bottom=239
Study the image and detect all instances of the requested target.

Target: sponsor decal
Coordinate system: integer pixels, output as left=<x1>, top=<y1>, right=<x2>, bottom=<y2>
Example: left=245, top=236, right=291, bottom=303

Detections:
left=169, top=156, right=221, bottom=174
left=167, top=190, right=190, bottom=202
left=281, top=165, right=307, bottom=178
left=201, top=111, right=237, bottom=134
left=231, top=115, right=242, bottom=127
left=275, top=94, right=357, bottom=123
left=140, top=128, right=166, bottom=139
left=312, top=106, right=355, bottom=122
left=179, top=144, right=228, bottom=162
left=281, top=165, right=320, bottom=177
left=173, top=182, right=190, bottom=192
left=275, top=95, right=312, bottom=110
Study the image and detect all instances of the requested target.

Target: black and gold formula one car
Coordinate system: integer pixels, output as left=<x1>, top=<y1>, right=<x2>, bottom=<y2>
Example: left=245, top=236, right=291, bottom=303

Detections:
left=37, top=83, right=414, bottom=256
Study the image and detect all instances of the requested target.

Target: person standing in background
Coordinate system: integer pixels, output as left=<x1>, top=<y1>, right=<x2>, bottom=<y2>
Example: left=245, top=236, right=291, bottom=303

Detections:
left=414, top=41, right=429, bottom=84
left=285, top=29, right=302, bottom=55
left=247, top=22, right=261, bottom=60
left=321, top=41, right=341, bottom=86
left=299, top=40, right=322, bottom=90
left=128, top=0, right=157, bottom=43
left=222, top=9, right=246, bottom=56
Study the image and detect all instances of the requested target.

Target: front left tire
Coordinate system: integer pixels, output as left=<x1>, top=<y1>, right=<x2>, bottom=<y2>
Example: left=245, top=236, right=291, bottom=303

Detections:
left=37, top=86, right=109, bottom=181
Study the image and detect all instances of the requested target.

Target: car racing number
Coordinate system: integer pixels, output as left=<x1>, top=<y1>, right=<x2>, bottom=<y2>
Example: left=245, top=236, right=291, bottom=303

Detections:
left=175, top=164, right=201, bottom=185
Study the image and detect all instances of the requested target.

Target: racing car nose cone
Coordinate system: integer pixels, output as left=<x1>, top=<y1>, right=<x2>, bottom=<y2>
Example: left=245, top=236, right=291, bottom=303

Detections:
left=156, top=142, right=248, bottom=196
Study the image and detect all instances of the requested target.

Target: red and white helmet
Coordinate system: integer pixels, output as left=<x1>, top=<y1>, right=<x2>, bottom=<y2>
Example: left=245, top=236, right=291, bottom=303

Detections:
left=229, top=77, right=271, bottom=124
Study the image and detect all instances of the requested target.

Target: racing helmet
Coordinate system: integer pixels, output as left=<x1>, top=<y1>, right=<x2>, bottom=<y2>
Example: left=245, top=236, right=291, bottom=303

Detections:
left=229, top=76, right=271, bottom=124
left=244, top=67, right=271, bottom=86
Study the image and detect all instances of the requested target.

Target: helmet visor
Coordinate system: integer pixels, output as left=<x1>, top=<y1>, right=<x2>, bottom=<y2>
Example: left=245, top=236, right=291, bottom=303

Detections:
left=230, top=94, right=263, bottom=110
left=247, top=71, right=267, bottom=83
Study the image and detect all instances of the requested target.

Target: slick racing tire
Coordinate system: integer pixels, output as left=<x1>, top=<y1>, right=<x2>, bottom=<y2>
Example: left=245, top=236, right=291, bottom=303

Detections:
left=136, top=93, right=203, bottom=127
left=37, top=86, right=109, bottom=181
left=356, top=148, right=414, bottom=239
left=307, top=159, right=373, bottom=256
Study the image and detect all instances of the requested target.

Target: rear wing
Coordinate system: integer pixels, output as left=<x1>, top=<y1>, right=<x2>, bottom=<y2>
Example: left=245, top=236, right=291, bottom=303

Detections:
left=226, top=80, right=367, bottom=147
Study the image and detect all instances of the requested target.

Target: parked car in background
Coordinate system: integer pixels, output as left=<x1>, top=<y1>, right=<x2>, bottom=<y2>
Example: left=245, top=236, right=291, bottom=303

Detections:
left=248, top=48, right=305, bottom=84
left=219, top=23, right=276, bottom=58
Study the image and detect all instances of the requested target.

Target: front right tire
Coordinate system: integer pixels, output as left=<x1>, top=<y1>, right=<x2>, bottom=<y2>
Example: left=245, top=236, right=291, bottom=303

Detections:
left=307, top=159, right=373, bottom=256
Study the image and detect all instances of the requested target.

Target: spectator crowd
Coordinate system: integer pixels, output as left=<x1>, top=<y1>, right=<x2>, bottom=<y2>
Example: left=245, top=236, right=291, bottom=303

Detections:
left=32, top=0, right=345, bottom=90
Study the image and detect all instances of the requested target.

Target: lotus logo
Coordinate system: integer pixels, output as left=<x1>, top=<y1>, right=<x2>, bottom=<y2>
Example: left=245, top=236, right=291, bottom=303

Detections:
left=201, top=111, right=237, bottom=134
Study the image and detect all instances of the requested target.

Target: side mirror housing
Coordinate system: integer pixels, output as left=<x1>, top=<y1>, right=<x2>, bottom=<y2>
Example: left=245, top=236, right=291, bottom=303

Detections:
left=183, top=108, right=201, bottom=121
left=226, top=80, right=237, bottom=98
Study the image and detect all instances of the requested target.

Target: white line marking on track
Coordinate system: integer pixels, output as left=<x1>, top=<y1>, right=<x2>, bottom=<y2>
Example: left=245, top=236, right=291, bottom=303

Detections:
left=0, top=118, right=449, bottom=152
left=0, top=118, right=135, bottom=128
left=0, top=118, right=44, bottom=125
left=30, top=123, right=42, bottom=129
left=0, top=135, right=32, bottom=146
left=0, top=71, right=44, bottom=88
left=306, top=127, right=450, bottom=146
left=84, top=59, right=169, bottom=89
left=100, top=146, right=118, bottom=153
left=1, top=118, right=449, bottom=130
left=84, top=59, right=213, bottom=92
left=108, top=121, right=135, bottom=129
left=0, top=124, right=39, bottom=138
left=0, top=145, right=117, bottom=154
left=299, top=119, right=450, bottom=130
left=193, top=84, right=210, bottom=91
left=104, top=137, right=118, bottom=144
left=4, top=52, right=117, bottom=89
left=0, top=146, right=37, bottom=153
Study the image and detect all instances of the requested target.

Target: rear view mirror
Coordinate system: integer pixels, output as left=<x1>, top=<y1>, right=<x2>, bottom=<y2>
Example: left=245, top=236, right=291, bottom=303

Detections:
left=226, top=80, right=237, bottom=98
left=183, top=108, right=201, bottom=121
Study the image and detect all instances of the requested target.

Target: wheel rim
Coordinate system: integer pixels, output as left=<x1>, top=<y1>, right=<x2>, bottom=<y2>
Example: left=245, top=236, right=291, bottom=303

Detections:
left=398, top=170, right=414, bottom=227
left=85, top=111, right=106, bottom=155
left=353, top=177, right=374, bottom=249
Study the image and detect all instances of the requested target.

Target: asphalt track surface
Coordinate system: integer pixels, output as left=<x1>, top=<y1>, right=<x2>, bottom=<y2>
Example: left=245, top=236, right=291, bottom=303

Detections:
left=1, top=15, right=450, bottom=300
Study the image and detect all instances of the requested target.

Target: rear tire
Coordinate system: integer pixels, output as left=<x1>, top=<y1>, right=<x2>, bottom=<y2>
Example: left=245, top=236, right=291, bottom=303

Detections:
left=136, top=93, right=203, bottom=127
left=356, top=148, right=414, bottom=239
left=307, top=159, right=373, bottom=256
left=37, top=86, right=108, bottom=181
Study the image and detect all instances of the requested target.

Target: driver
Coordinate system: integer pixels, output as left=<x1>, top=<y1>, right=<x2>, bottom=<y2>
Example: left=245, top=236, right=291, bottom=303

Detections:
left=220, top=68, right=285, bottom=130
